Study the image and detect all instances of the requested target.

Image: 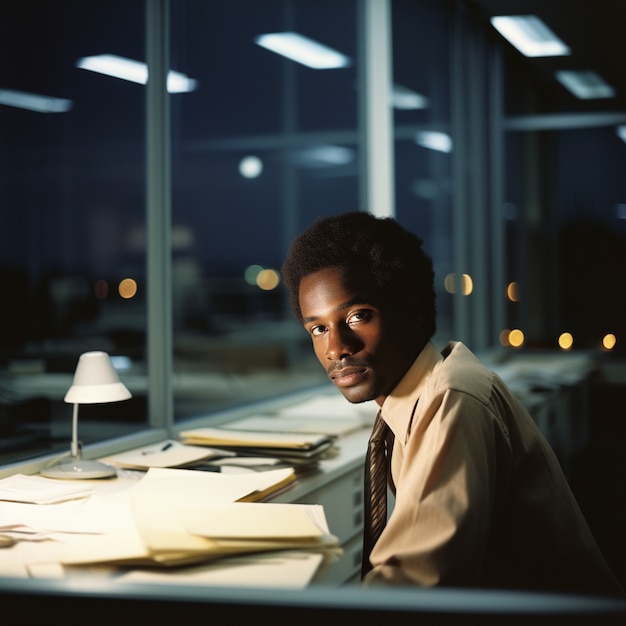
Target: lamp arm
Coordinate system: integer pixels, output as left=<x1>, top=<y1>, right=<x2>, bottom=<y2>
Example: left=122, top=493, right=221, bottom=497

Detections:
left=70, top=403, right=81, bottom=459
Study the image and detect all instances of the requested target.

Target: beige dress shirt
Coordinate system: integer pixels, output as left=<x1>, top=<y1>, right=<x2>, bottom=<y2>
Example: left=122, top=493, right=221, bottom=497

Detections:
left=363, top=341, right=622, bottom=595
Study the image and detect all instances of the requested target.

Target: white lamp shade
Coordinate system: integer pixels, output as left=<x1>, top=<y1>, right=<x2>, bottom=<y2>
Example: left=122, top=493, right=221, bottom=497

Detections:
left=64, top=351, right=132, bottom=404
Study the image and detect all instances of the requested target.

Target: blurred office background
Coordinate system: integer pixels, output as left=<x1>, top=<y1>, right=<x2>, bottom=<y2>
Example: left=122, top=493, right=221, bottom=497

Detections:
left=0, top=0, right=625, bottom=582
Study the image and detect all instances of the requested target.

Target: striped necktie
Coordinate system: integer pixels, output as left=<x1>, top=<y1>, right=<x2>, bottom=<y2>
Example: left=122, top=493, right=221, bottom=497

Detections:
left=361, top=412, right=393, bottom=578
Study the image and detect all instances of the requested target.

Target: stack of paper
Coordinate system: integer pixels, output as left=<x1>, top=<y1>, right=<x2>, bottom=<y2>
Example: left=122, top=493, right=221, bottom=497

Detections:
left=180, top=427, right=334, bottom=462
left=51, top=467, right=339, bottom=568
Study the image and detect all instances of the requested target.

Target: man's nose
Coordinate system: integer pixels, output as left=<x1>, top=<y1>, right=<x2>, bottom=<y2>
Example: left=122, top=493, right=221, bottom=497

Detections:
left=326, top=325, right=361, bottom=360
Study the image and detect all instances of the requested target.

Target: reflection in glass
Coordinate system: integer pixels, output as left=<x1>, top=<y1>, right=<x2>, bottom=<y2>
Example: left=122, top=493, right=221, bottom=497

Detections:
left=170, top=1, right=358, bottom=420
left=0, top=1, right=148, bottom=465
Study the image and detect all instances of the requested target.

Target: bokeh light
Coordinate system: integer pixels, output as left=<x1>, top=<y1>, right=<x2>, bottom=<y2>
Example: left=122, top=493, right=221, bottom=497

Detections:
left=508, top=328, right=525, bottom=348
left=244, top=264, right=264, bottom=285
left=256, top=268, right=280, bottom=291
left=239, top=155, right=263, bottom=179
left=602, top=333, right=617, bottom=351
left=507, top=281, right=520, bottom=302
left=444, top=273, right=473, bottom=295
left=558, top=332, right=574, bottom=351
left=499, top=329, right=511, bottom=347
left=118, top=278, right=138, bottom=299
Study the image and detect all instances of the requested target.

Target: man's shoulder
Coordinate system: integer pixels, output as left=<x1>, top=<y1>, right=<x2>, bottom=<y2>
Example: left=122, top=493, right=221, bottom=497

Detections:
left=431, top=341, right=494, bottom=405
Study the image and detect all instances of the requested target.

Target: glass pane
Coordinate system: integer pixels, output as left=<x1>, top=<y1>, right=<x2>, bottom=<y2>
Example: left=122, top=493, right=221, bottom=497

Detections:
left=0, top=1, right=148, bottom=465
left=391, top=0, right=454, bottom=342
left=497, top=2, right=626, bottom=354
left=170, top=0, right=358, bottom=420
left=558, top=127, right=626, bottom=350
left=503, top=125, right=626, bottom=352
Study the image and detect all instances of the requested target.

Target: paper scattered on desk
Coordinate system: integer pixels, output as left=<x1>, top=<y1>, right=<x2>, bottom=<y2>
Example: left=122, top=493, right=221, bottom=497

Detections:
left=52, top=468, right=338, bottom=568
left=129, top=466, right=297, bottom=504
left=101, top=440, right=232, bottom=470
left=180, top=502, right=327, bottom=540
left=0, top=474, right=92, bottom=505
left=0, top=491, right=135, bottom=536
left=116, top=550, right=324, bottom=590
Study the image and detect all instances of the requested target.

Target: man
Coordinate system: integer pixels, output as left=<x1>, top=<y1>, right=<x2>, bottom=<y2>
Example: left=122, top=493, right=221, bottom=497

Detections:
left=281, top=211, right=622, bottom=595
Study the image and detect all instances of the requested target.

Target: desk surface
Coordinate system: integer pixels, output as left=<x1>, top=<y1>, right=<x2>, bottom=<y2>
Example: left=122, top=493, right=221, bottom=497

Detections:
left=0, top=427, right=371, bottom=589
left=0, top=569, right=623, bottom=625
left=1, top=428, right=624, bottom=622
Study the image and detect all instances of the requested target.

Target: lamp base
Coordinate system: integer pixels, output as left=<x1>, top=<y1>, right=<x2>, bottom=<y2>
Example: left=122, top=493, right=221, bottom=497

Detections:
left=41, top=458, right=117, bottom=480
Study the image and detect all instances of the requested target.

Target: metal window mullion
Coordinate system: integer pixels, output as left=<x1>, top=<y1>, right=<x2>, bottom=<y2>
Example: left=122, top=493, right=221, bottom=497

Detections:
left=146, top=0, right=173, bottom=432
left=451, top=1, right=470, bottom=343
left=361, top=0, right=394, bottom=217
left=489, top=40, right=505, bottom=346
left=468, top=24, right=489, bottom=351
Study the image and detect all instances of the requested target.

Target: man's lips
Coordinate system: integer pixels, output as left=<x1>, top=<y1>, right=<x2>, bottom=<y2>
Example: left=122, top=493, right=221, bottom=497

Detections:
left=329, top=365, right=368, bottom=388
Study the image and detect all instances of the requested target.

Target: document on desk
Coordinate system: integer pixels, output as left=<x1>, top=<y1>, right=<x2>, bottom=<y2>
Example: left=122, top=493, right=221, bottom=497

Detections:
left=100, top=440, right=233, bottom=470
left=0, top=490, right=135, bottom=537
left=129, top=496, right=338, bottom=566
left=3, top=467, right=294, bottom=543
left=52, top=468, right=339, bottom=568
left=0, top=473, right=92, bottom=504
left=180, top=501, right=327, bottom=540
left=131, top=466, right=297, bottom=503
left=180, top=427, right=332, bottom=451
left=117, top=550, right=325, bottom=589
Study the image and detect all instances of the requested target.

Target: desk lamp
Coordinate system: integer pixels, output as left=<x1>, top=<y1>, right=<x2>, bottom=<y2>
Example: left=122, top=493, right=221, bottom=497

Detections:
left=41, top=351, right=132, bottom=480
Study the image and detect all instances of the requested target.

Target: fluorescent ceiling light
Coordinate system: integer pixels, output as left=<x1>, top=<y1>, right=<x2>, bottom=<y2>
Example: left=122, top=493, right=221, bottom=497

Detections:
left=76, top=54, right=197, bottom=93
left=392, top=85, right=428, bottom=110
left=292, top=145, right=354, bottom=168
left=415, top=131, right=452, bottom=153
left=255, top=32, right=351, bottom=69
left=617, top=125, right=626, bottom=144
left=490, top=15, right=570, bottom=57
left=556, top=70, right=615, bottom=99
left=0, top=88, right=72, bottom=113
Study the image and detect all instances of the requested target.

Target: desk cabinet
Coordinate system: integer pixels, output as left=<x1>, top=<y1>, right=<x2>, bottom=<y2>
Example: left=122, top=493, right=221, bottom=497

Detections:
left=271, top=428, right=370, bottom=585
left=291, top=466, right=364, bottom=585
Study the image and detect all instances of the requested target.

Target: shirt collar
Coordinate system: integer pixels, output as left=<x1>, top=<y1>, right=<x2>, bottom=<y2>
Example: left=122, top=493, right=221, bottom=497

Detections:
left=380, top=340, right=444, bottom=442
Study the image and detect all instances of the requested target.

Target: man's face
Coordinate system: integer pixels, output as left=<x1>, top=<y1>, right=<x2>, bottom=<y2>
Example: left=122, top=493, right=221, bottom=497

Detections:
left=299, top=266, right=421, bottom=406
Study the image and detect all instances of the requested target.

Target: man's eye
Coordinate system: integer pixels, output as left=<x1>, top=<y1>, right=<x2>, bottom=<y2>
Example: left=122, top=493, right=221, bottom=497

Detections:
left=347, top=310, right=370, bottom=325
left=310, top=325, right=326, bottom=336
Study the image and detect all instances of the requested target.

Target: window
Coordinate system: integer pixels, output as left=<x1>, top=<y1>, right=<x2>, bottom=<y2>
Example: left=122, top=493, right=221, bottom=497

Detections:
left=169, top=0, right=358, bottom=420
left=4, top=1, right=621, bottom=471
left=391, top=0, right=454, bottom=343
left=497, top=10, right=626, bottom=354
left=0, top=0, right=148, bottom=466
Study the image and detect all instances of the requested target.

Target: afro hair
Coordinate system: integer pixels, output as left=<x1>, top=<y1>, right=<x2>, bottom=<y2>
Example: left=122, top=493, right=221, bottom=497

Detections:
left=281, top=211, right=436, bottom=337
